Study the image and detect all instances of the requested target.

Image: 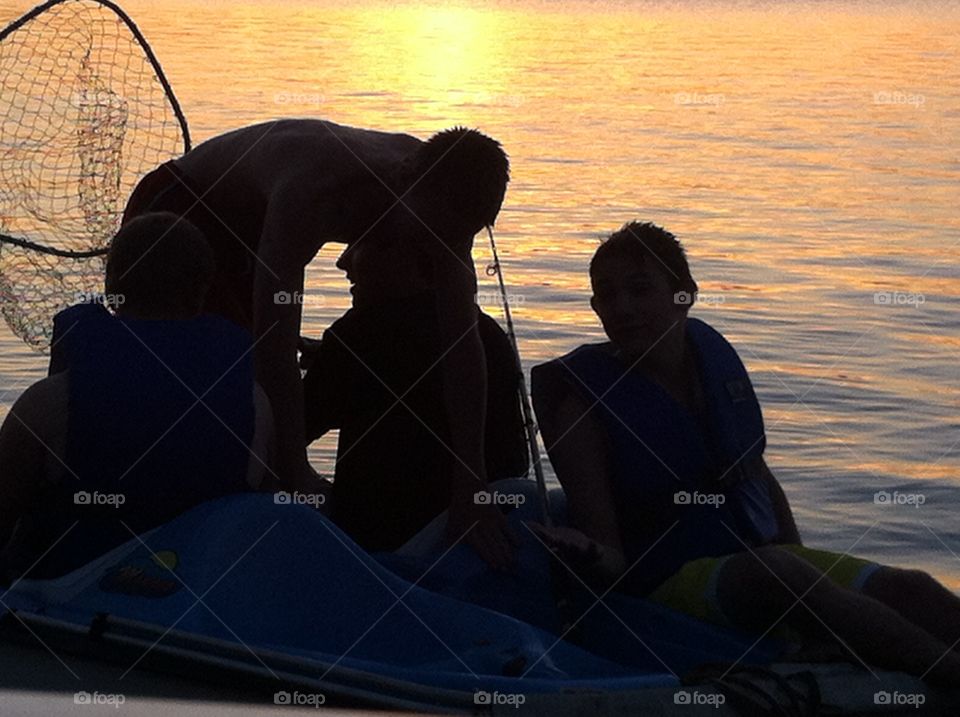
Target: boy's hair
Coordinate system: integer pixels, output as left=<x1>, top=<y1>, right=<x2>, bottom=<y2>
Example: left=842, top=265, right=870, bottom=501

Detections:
left=402, top=126, right=510, bottom=237
left=590, top=221, right=697, bottom=296
left=105, top=212, right=215, bottom=318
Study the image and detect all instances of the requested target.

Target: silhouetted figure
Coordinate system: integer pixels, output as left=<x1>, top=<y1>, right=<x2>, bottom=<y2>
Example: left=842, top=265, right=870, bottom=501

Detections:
left=531, top=221, right=960, bottom=684
left=0, top=213, right=273, bottom=582
left=121, top=120, right=518, bottom=568
left=301, top=233, right=528, bottom=552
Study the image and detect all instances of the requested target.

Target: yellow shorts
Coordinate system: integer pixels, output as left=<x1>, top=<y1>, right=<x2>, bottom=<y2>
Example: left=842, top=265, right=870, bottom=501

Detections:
left=649, top=544, right=882, bottom=627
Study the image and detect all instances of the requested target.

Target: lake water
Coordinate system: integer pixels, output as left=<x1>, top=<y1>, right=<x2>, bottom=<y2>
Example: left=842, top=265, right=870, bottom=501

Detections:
left=0, top=0, right=958, bottom=589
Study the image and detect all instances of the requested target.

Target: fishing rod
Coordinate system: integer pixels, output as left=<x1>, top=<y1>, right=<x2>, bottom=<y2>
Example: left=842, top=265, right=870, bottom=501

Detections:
left=485, top=226, right=586, bottom=641
left=485, top=226, right=551, bottom=525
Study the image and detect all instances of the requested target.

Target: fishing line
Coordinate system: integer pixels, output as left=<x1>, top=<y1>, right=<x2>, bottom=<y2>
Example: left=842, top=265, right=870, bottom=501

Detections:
left=485, top=225, right=551, bottom=524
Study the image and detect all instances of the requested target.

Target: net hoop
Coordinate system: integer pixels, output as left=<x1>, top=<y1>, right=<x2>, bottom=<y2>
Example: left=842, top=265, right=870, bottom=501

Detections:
left=0, top=0, right=191, bottom=259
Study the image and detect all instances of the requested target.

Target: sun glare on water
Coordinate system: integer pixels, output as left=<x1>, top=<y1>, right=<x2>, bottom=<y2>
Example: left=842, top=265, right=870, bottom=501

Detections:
left=349, top=5, right=513, bottom=117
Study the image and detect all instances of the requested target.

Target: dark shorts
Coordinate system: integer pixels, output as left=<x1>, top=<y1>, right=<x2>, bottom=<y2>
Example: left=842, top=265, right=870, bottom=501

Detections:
left=123, top=161, right=262, bottom=330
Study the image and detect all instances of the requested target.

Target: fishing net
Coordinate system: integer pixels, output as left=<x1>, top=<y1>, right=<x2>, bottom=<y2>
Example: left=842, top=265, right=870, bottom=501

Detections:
left=0, top=0, right=189, bottom=351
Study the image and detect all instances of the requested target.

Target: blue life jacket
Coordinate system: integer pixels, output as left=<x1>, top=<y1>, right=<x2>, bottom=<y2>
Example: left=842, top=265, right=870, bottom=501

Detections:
left=531, top=318, right=779, bottom=595
left=4, top=303, right=255, bottom=580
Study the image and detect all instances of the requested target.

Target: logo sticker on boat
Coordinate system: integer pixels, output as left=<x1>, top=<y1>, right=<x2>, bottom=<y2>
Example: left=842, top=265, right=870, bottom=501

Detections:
left=98, top=550, right=182, bottom=598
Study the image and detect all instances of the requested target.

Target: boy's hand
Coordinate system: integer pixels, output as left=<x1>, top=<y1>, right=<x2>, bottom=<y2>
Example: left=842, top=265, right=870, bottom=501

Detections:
left=447, top=495, right=519, bottom=571
left=527, top=522, right=626, bottom=589
left=298, top=336, right=323, bottom=371
left=528, top=522, right=601, bottom=567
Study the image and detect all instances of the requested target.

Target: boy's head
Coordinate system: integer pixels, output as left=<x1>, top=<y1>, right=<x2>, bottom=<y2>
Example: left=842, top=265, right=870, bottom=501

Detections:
left=589, top=221, right=698, bottom=355
left=336, top=229, right=432, bottom=308
left=400, top=127, right=510, bottom=249
left=105, top=212, right=215, bottom=320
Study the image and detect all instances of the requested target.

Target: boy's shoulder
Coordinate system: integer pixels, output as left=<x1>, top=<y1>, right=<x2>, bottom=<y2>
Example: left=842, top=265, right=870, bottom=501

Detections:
left=15, top=372, right=68, bottom=417
left=9, top=372, right=69, bottom=462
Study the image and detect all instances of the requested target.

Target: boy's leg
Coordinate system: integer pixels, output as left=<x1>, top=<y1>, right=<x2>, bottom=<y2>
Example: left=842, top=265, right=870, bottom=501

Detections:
left=717, top=546, right=960, bottom=684
left=776, top=544, right=960, bottom=656
left=429, top=243, right=517, bottom=568
left=863, top=566, right=960, bottom=652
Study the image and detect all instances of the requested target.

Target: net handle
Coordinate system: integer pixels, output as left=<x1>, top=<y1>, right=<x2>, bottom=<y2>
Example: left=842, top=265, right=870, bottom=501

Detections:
left=0, top=232, right=108, bottom=257
left=0, top=0, right=191, bottom=154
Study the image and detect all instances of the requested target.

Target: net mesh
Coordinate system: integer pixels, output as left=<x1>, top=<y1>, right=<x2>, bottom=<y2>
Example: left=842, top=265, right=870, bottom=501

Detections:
left=0, top=0, right=188, bottom=351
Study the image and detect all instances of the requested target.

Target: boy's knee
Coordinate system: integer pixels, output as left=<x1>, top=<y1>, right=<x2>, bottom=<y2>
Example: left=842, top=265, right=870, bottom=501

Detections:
left=866, top=566, right=941, bottom=599
left=720, top=547, right=842, bottom=630
left=721, top=547, right=798, bottom=611
left=741, top=546, right=827, bottom=596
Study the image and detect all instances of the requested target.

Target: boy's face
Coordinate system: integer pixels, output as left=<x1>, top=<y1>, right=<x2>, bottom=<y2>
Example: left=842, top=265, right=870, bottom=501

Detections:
left=590, top=253, right=687, bottom=358
left=336, top=236, right=429, bottom=308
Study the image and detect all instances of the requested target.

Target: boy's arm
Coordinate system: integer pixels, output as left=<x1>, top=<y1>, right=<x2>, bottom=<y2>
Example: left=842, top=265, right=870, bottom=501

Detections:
left=757, top=456, right=802, bottom=545
left=246, top=382, right=276, bottom=490
left=543, top=390, right=626, bottom=562
left=301, top=332, right=348, bottom=443
left=433, top=250, right=518, bottom=570
left=252, top=189, right=324, bottom=495
left=0, top=380, right=61, bottom=543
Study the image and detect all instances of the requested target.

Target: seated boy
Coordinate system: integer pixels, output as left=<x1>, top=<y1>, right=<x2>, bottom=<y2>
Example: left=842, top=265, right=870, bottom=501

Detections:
left=0, top=213, right=273, bottom=581
left=530, top=221, right=960, bottom=684
left=301, top=231, right=528, bottom=552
